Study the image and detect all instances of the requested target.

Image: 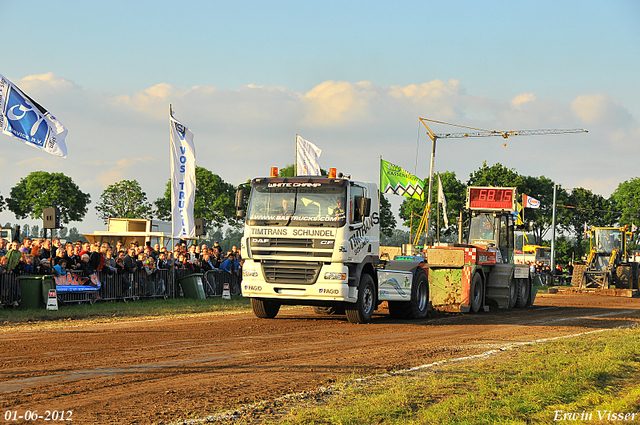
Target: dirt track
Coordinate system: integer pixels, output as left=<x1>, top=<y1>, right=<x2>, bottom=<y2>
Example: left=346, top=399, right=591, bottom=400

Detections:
left=2, top=294, right=640, bottom=424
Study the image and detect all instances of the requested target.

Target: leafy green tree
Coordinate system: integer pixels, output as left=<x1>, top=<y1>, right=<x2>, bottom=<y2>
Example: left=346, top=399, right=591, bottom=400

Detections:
left=95, top=179, right=153, bottom=224
left=399, top=171, right=466, bottom=241
left=519, top=176, right=568, bottom=245
left=58, top=228, right=68, bottom=240
left=66, top=227, right=86, bottom=242
left=467, top=161, right=525, bottom=188
left=380, top=228, right=412, bottom=247
left=609, top=177, right=640, bottom=245
left=379, top=194, right=396, bottom=238
left=0, top=193, right=5, bottom=212
left=7, top=171, right=91, bottom=224
left=560, top=187, right=611, bottom=256
left=155, top=166, right=237, bottom=229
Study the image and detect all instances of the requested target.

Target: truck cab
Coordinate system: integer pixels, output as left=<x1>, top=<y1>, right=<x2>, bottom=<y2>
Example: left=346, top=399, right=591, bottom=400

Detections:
left=240, top=171, right=388, bottom=323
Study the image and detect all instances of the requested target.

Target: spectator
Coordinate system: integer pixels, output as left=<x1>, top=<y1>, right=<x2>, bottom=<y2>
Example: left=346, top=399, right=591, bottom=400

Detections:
left=40, top=239, right=52, bottom=260
left=220, top=252, right=236, bottom=274
left=80, top=253, right=95, bottom=276
left=30, top=239, right=42, bottom=259
left=52, top=238, right=61, bottom=252
left=0, top=239, right=7, bottom=257
left=22, top=254, right=35, bottom=275
left=53, top=259, right=68, bottom=277
left=20, top=238, right=32, bottom=254
left=5, top=241, right=23, bottom=276
left=200, top=253, right=216, bottom=271
left=157, top=252, right=170, bottom=269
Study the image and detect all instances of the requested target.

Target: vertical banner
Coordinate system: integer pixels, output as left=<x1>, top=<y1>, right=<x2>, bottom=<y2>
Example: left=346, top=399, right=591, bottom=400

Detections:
left=0, top=73, right=68, bottom=157
left=296, top=135, right=322, bottom=176
left=170, top=112, right=196, bottom=239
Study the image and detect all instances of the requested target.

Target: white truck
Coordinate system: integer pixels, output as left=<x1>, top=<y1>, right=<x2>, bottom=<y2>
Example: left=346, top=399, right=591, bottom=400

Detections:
left=238, top=169, right=429, bottom=324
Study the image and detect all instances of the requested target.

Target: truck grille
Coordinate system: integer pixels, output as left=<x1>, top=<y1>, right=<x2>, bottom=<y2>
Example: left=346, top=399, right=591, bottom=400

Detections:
left=251, top=249, right=332, bottom=258
left=253, top=238, right=313, bottom=248
left=261, top=260, right=322, bottom=284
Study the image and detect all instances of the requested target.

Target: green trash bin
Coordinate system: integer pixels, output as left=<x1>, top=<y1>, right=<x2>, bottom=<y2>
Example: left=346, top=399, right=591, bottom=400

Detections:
left=178, top=273, right=206, bottom=299
left=18, top=275, right=55, bottom=309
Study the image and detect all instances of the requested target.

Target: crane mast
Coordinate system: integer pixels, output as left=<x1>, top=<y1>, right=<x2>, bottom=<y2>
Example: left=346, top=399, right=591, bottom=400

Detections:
left=415, top=117, right=588, bottom=245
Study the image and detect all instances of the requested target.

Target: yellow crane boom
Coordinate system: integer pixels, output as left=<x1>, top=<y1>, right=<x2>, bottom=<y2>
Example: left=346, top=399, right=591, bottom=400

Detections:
left=414, top=117, right=588, bottom=245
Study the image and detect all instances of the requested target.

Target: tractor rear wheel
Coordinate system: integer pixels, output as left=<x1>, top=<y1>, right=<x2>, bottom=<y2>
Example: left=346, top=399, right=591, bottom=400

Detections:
left=571, top=264, right=587, bottom=288
left=516, top=278, right=530, bottom=308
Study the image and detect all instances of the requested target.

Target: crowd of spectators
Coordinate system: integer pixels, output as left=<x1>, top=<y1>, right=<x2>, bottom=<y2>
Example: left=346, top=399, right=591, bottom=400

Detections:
left=0, top=237, right=244, bottom=281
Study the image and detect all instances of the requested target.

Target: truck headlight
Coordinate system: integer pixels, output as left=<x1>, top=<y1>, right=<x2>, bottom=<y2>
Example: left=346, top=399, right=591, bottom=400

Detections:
left=324, top=272, right=346, bottom=280
left=243, top=270, right=258, bottom=277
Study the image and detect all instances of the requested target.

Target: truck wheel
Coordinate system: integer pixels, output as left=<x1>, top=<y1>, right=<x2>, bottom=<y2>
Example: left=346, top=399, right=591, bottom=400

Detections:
left=346, top=273, right=376, bottom=324
left=470, top=273, right=483, bottom=313
left=388, top=270, right=429, bottom=320
left=516, top=279, right=530, bottom=308
left=508, top=277, right=518, bottom=309
left=313, top=306, right=345, bottom=315
left=251, top=298, right=281, bottom=319
left=410, top=270, right=429, bottom=319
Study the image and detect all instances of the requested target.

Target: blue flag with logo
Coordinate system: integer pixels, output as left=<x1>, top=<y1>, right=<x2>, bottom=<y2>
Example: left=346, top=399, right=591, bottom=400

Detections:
left=0, top=73, right=67, bottom=157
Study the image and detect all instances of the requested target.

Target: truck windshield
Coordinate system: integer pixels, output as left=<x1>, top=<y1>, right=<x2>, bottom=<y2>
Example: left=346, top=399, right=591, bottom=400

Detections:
left=246, top=183, right=347, bottom=227
left=468, top=214, right=499, bottom=246
left=594, top=228, right=623, bottom=254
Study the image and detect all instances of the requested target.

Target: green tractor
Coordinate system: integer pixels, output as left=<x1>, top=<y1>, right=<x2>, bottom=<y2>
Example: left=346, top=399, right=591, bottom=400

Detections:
left=572, top=226, right=639, bottom=290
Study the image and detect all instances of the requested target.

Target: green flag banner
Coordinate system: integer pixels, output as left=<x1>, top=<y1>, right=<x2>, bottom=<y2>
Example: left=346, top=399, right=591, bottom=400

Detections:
left=380, top=159, right=424, bottom=200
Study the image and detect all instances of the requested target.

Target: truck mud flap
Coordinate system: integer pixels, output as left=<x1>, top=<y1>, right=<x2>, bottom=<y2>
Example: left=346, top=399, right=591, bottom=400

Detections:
left=486, top=264, right=514, bottom=309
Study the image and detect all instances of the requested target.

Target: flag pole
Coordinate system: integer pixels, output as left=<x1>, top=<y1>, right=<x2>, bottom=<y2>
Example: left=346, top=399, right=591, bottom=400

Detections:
left=378, top=156, right=382, bottom=213
left=169, top=104, right=175, bottom=298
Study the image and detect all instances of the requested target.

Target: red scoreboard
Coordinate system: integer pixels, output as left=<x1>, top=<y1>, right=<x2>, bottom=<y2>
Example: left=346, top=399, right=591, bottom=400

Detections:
left=466, top=187, right=517, bottom=211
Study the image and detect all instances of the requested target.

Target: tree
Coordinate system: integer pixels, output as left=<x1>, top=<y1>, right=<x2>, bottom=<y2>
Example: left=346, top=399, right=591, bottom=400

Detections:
left=155, top=166, right=237, bottom=229
left=95, top=179, right=152, bottom=224
left=560, top=187, right=611, bottom=256
left=467, top=161, right=525, bottom=188
left=520, top=175, right=567, bottom=245
left=7, top=171, right=91, bottom=224
left=399, top=171, right=466, bottom=241
left=379, top=194, right=396, bottom=237
left=0, top=193, right=5, bottom=212
left=610, top=177, right=640, bottom=245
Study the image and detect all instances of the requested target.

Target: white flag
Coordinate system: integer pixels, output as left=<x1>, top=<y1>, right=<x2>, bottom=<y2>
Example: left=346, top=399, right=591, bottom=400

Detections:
left=523, top=194, right=541, bottom=209
left=437, top=174, right=449, bottom=228
left=0, top=73, right=67, bottom=157
left=296, top=135, right=322, bottom=176
left=170, top=112, right=196, bottom=239
left=632, top=223, right=637, bottom=233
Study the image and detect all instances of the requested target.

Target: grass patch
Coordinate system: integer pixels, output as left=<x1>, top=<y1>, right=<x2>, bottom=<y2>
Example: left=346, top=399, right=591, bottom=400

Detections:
left=0, top=296, right=252, bottom=326
left=272, top=326, right=640, bottom=424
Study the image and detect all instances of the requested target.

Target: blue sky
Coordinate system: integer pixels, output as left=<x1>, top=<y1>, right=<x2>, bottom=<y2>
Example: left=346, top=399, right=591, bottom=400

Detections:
left=0, top=0, right=639, bottom=233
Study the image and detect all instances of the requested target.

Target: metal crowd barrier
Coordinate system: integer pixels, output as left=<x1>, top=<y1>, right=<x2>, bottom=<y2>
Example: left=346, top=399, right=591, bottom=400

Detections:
left=0, top=272, right=20, bottom=307
left=201, top=269, right=242, bottom=297
left=2, top=266, right=243, bottom=307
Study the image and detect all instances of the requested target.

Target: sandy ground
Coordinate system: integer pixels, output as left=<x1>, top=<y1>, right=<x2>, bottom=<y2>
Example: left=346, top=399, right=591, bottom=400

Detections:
left=1, top=294, right=639, bottom=424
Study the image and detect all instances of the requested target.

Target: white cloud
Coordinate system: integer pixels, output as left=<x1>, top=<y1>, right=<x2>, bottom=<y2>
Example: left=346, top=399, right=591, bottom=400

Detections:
left=0, top=74, right=638, bottom=232
left=571, top=94, right=634, bottom=126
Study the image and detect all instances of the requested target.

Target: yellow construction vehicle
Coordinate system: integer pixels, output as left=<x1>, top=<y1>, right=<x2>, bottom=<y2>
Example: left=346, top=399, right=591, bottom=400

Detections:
left=571, top=226, right=639, bottom=291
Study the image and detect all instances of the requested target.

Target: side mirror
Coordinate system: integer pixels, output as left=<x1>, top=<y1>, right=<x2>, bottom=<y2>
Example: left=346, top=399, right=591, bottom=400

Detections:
left=236, top=209, right=245, bottom=220
left=235, top=189, right=245, bottom=208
